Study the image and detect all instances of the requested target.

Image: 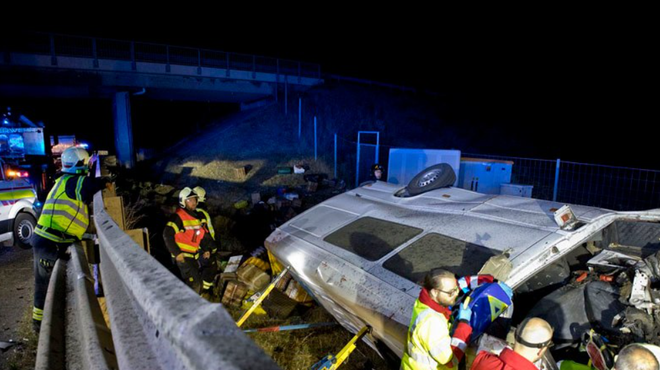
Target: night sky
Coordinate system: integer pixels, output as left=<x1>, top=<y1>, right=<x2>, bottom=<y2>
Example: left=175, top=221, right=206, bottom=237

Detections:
left=6, top=16, right=657, bottom=169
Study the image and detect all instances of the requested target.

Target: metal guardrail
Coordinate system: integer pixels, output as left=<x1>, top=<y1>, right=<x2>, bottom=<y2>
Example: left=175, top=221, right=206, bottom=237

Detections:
left=5, top=32, right=322, bottom=80
left=35, top=192, right=279, bottom=369
left=92, top=191, right=279, bottom=370
left=35, top=244, right=118, bottom=370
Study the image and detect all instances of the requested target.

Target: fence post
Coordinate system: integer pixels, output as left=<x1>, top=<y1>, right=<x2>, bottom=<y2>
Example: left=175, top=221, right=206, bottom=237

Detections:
left=334, top=133, right=337, bottom=179
left=92, top=38, right=99, bottom=68
left=553, top=159, right=561, bottom=202
left=314, top=116, right=317, bottom=161
left=49, top=34, right=57, bottom=66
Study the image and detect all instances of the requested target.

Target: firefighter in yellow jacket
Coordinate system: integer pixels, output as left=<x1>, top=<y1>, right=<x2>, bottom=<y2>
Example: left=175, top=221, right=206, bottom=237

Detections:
left=32, top=146, right=105, bottom=333
left=401, top=269, right=475, bottom=370
left=163, top=187, right=218, bottom=296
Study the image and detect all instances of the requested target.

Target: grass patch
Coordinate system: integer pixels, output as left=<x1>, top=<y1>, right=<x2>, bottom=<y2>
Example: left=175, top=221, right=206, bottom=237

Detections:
left=3, top=306, right=38, bottom=370
left=229, top=306, right=390, bottom=369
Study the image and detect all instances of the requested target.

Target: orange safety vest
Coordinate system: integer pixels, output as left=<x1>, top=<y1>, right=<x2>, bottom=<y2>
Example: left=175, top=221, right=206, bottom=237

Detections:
left=171, top=208, right=207, bottom=254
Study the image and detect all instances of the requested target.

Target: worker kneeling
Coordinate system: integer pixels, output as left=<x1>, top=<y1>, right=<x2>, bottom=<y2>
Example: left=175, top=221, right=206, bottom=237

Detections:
left=163, top=187, right=218, bottom=297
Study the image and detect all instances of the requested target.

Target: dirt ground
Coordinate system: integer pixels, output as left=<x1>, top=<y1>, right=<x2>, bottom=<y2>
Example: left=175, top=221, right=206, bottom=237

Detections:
left=0, top=245, right=37, bottom=370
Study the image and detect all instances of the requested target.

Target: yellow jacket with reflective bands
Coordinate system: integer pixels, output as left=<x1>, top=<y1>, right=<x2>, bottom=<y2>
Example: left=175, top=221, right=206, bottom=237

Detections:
left=401, top=295, right=472, bottom=370
left=36, top=175, right=89, bottom=242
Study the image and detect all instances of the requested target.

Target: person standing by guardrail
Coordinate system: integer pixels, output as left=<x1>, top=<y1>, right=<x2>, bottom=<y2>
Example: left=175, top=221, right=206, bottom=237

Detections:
left=163, top=187, right=218, bottom=299
left=31, top=146, right=106, bottom=333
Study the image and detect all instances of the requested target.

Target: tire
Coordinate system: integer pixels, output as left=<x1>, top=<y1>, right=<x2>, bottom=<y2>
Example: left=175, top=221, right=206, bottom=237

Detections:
left=14, top=213, right=36, bottom=250
left=406, top=163, right=457, bottom=196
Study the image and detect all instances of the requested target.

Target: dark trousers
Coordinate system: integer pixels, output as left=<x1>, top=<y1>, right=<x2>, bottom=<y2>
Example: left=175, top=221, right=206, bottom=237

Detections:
left=176, top=257, right=202, bottom=293
left=176, top=253, right=219, bottom=294
left=32, top=235, right=68, bottom=324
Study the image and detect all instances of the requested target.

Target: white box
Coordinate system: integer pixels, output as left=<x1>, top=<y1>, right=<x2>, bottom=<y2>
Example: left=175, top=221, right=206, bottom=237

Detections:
left=387, top=148, right=461, bottom=186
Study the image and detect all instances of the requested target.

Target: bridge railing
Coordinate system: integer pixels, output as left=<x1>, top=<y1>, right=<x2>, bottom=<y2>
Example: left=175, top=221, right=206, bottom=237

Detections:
left=7, top=32, right=322, bottom=79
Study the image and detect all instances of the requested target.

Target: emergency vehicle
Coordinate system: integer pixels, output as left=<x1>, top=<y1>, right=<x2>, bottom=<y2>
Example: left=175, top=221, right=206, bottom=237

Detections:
left=0, top=157, right=38, bottom=249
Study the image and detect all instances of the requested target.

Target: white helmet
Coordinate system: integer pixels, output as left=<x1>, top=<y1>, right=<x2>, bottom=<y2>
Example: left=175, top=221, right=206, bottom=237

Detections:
left=61, top=146, right=90, bottom=174
left=193, top=186, right=206, bottom=203
left=178, top=187, right=198, bottom=208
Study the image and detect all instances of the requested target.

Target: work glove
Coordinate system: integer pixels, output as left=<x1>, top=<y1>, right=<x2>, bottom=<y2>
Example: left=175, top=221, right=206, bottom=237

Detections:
left=457, top=276, right=471, bottom=294
left=498, top=282, right=514, bottom=299
left=457, top=300, right=472, bottom=322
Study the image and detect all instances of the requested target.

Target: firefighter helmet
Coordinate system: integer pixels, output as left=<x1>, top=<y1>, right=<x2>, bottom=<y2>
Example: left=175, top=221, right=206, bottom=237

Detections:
left=178, top=187, right=198, bottom=208
left=193, top=186, right=206, bottom=203
left=61, top=146, right=90, bottom=174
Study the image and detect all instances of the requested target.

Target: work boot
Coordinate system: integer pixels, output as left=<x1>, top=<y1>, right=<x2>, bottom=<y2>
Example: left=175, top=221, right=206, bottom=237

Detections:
left=32, top=319, right=41, bottom=335
left=201, top=290, right=212, bottom=302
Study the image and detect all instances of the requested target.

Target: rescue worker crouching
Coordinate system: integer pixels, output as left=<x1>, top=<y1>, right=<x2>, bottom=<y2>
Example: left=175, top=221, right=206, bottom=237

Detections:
left=163, top=187, right=218, bottom=298
left=401, top=269, right=478, bottom=370
left=32, top=146, right=107, bottom=333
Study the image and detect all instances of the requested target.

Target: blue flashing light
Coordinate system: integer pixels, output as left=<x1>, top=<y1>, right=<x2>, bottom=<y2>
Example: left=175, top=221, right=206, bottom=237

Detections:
left=79, top=143, right=89, bottom=149
left=2, top=118, right=9, bottom=125
left=35, top=202, right=42, bottom=208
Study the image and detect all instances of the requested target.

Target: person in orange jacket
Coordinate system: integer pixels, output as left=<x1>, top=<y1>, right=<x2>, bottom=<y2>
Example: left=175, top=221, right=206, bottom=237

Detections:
left=470, top=317, right=553, bottom=370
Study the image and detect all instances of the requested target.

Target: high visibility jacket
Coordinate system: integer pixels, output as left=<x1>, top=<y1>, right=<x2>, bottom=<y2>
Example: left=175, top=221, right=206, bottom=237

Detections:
left=401, top=294, right=472, bottom=370
left=167, top=208, right=207, bottom=255
left=198, top=207, right=215, bottom=240
left=35, top=175, right=89, bottom=243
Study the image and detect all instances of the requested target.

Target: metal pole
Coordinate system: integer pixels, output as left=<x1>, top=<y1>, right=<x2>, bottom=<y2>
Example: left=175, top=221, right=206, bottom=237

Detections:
left=334, top=133, right=337, bottom=179
left=275, top=59, right=279, bottom=102
left=285, top=77, right=288, bottom=116
left=50, top=34, right=57, bottom=66
left=298, top=98, right=301, bottom=139
left=243, top=322, right=336, bottom=333
left=314, top=116, right=317, bottom=161
left=92, top=38, right=99, bottom=68
left=130, top=42, right=136, bottom=71
left=553, top=159, right=561, bottom=202
left=375, top=132, right=380, bottom=164
left=197, top=49, right=202, bottom=75
left=356, top=133, right=361, bottom=188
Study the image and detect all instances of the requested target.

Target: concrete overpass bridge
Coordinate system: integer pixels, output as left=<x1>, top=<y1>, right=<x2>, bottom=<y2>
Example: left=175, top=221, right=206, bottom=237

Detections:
left=0, top=32, right=323, bottom=167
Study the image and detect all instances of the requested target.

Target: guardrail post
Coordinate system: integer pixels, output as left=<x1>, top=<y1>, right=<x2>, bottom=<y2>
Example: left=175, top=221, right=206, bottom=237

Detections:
left=49, top=34, right=57, bottom=66
left=92, top=38, right=99, bottom=68
left=553, top=158, right=561, bottom=202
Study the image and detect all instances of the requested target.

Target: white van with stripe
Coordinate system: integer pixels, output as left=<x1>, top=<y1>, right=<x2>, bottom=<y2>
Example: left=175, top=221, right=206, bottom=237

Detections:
left=0, top=159, right=39, bottom=249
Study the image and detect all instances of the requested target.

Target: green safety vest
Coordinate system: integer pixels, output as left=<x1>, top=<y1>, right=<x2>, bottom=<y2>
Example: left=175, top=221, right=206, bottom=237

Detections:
left=401, top=299, right=458, bottom=370
left=35, top=175, right=89, bottom=243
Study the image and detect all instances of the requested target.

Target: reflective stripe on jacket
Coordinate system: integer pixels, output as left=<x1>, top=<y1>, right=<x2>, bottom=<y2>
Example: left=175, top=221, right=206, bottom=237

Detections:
left=198, top=207, right=215, bottom=240
left=36, top=175, right=88, bottom=242
left=401, top=298, right=472, bottom=370
left=169, top=208, right=206, bottom=254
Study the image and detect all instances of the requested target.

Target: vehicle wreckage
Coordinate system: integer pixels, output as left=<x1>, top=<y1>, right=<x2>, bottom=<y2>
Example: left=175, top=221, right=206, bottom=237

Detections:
left=265, top=164, right=660, bottom=365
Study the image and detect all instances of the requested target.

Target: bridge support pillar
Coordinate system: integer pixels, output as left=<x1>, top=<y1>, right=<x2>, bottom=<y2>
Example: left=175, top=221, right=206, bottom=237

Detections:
left=112, top=92, right=135, bottom=169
